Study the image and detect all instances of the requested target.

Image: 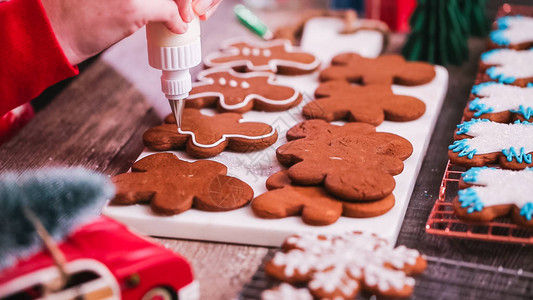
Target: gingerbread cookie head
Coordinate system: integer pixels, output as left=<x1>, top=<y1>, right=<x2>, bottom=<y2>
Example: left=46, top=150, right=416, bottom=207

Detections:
left=449, top=119, right=533, bottom=169
left=490, top=16, right=533, bottom=50
left=480, top=49, right=533, bottom=86
left=252, top=170, right=395, bottom=226
left=303, top=81, right=426, bottom=125
left=186, top=68, right=302, bottom=113
left=111, top=153, right=253, bottom=215
left=265, top=232, right=426, bottom=299
left=453, top=167, right=533, bottom=228
left=143, top=108, right=277, bottom=158
left=203, top=38, right=320, bottom=75
left=464, top=82, right=533, bottom=122
left=319, top=53, right=436, bottom=86
left=276, top=120, right=413, bottom=201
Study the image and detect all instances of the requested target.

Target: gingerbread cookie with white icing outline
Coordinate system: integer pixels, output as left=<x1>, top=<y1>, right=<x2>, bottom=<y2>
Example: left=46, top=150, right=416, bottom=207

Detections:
left=203, top=38, right=320, bottom=75
left=303, top=80, right=426, bottom=126
left=479, top=49, right=533, bottom=87
left=111, top=153, right=253, bottom=215
left=464, top=82, right=533, bottom=122
left=448, top=119, right=533, bottom=169
left=143, top=108, right=277, bottom=158
left=489, top=16, right=533, bottom=50
left=453, top=167, right=533, bottom=228
left=251, top=170, right=395, bottom=226
left=276, top=119, right=413, bottom=201
left=185, top=68, right=302, bottom=113
left=319, top=52, right=436, bottom=86
left=265, top=232, right=426, bottom=299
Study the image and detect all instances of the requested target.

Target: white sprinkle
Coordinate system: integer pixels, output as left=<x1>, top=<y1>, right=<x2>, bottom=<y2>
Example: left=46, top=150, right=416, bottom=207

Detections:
left=229, top=80, right=238, bottom=87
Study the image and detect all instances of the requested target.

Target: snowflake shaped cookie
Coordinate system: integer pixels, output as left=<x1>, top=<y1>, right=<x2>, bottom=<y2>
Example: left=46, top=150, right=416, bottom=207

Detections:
left=203, top=38, right=320, bottom=75
left=261, top=283, right=313, bottom=300
left=454, top=167, right=533, bottom=228
left=490, top=16, right=533, bottom=49
left=449, top=119, right=533, bottom=169
left=265, top=232, right=426, bottom=299
left=465, top=82, right=533, bottom=122
left=480, top=49, right=533, bottom=86
left=186, top=68, right=302, bottom=113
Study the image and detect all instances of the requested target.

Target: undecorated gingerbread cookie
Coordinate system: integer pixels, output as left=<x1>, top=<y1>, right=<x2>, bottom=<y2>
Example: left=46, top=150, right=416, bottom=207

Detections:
left=185, top=68, right=302, bottom=113
left=449, top=119, right=533, bottom=169
left=453, top=167, right=533, bottom=228
left=252, top=171, right=395, bottom=225
left=479, top=49, right=533, bottom=86
left=490, top=16, right=533, bottom=50
left=143, top=109, right=277, bottom=158
left=303, top=80, right=425, bottom=125
left=464, top=82, right=533, bottom=122
left=276, top=120, right=413, bottom=201
left=203, top=38, right=320, bottom=75
left=319, top=52, right=435, bottom=85
left=111, top=153, right=253, bottom=215
left=265, top=232, right=426, bottom=299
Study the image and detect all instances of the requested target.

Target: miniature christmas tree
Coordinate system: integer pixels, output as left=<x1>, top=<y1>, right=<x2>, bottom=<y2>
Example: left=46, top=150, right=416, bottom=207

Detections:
left=0, top=168, right=114, bottom=270
left=402, top=0, right=469, bottom=66
left=457, top=0, right=490, bottom=37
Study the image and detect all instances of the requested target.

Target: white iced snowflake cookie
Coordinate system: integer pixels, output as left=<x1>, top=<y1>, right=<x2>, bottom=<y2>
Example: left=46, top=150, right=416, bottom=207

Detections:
left=265, top=232, right=426, bottom=299
left=449, top=119, right=533, bottom=169
left=481, top=49, right=533, bottom=86
left=203, top=38, right=320, bottom=75
left=490, top=16, right=533, bottom=49
left=454, top=167, right=533, bottom=228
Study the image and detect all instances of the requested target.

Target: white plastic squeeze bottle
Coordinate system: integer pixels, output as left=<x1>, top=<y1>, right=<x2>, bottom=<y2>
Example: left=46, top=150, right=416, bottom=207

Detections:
left=146, top=18, right=202, bottom=129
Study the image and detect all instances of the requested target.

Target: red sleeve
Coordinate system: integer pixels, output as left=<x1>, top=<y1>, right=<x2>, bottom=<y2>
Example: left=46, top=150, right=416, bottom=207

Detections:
left=0, top=0, right=79, bottom=117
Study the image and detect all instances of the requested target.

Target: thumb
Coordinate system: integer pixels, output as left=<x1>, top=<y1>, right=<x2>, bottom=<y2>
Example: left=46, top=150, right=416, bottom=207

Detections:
left=143, top=0, right=188, bottom=34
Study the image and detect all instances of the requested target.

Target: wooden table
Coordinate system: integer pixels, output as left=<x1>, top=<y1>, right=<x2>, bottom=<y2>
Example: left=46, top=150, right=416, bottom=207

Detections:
left=2, top=0, right=533, bottom=298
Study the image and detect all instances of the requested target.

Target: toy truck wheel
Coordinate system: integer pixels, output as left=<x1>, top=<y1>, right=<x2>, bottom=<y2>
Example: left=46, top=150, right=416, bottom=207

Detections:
left=141, top=287, right=175, bottom=300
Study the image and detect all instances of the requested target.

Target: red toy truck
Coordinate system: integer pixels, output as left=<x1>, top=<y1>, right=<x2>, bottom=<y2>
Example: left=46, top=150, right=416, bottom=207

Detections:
left=0, top=217, right=199, bottom=300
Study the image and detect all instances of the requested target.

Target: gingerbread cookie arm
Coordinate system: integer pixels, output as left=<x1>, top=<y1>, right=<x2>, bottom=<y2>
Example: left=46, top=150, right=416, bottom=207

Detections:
left=323, top=168, right=397, bottom=200
left=143, top=124, right=189, bottom=151
left=285, top=119, right=375, bottom=141
left=111, top=172, right=155, bottom=205
left=395, top=61, right=437, bottom=86
left=319, top=65, right=363, bottom=83
left=381, top=94, right=426, bottom=121
left=302, top=97, right=385, bottom=125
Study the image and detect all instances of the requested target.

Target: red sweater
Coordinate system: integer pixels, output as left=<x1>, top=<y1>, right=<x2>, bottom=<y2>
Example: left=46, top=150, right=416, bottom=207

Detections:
left=0, top=0, right=79, bottom=117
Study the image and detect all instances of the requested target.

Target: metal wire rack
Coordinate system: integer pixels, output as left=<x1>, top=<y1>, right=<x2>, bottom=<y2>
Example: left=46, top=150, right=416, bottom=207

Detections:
left=425, top=161, right=533, bottom=244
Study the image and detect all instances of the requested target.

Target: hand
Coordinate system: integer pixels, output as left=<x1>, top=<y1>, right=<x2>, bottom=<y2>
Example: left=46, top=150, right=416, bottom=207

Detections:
left=41, top=0, right=221, bottom=65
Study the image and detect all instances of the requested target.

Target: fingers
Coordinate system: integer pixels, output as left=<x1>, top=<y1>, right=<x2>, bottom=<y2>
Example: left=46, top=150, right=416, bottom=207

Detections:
left=199, top=1, right=221, bottom=20
left=193, top=0, right=222, bottom=16
left=145, top=0, right=188, bottom=34
left=176, top=0, right=194, bottom=23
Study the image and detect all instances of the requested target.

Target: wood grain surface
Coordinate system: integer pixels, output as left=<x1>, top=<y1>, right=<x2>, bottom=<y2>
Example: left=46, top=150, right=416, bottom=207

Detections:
left=1, top=0, right=533, bottom=299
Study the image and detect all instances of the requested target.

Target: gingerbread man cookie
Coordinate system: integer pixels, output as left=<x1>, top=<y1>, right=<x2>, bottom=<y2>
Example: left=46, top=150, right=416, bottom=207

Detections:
left=449, top=119, right=533, bottom=169
left=453, top=167, right=533, bottom=228
left=480, top=49, right=533, bottom=86
left=186, top=68, right=301, bottom=113
left=464, top=82, right=533, bottom=122
left=303, top=81, right=426, bottom=125
left=276, top=120, right=413, bottom=201
left=203, top=38, right=320, bottom=75
left=265, top=232, right=426, bottom=299
left=319, top=53, right=436, bottom=86
left=143, top=109, right=277, bottom=158
left=490, top=16, right=533, bottom=50
left=252, top=171, right=395, bottom=225
left=111, top=153, right=253, bottom=215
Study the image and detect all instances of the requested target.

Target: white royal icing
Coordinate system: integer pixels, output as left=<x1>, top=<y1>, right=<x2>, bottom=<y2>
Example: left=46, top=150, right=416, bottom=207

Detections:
left=252, top=48, right=261, bottom=56
left=495, top=16, right=533, bottom=45
left=218, top=77, right=227, bottom=85
left=456, top=120, right=533, bottom=155
left=482, top=49, right=533, bottom=79
left=272, top=232, right=421, bottom=294
left=471, top=83, right=533, bottom=114
left=261, top=283, right=313, bottom=300
left=189, top=67, right=300, bottom=111
left=263, top=49, right=272, bottom=57
left=462, top=168, right=533, bottom=211
left=203, top=38, right=321, bottom=73
left=229, top=79, right=238, bottom=87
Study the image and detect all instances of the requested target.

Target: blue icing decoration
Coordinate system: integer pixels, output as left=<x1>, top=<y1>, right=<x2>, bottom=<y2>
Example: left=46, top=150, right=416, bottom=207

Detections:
left=461, top=167, right=491, bottom=183
left=449, top=140, right=477, bottom=159
left=513, top=120, right=533, bottom=125
left=528, top=83, right=533, bottom=88
left=501, top=147, right=532, bottom=164
left=458, top=188, right=484, bottom=213
left=520, top=203, right=533, bottom=221
left=496, top=15, right=523, bottom=29
left=510, top=105, right=533, bottom=120
left=469, top=98, right=494, bottom=117
left=490, top=30, right=510, bottom=46
left=486, top=66, right=516, bottom=84
left=471, top=82, right=498, bottom=95
left=455, top=118, right=489, bottom=135
left=481, top=49, right=502, bottom=61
